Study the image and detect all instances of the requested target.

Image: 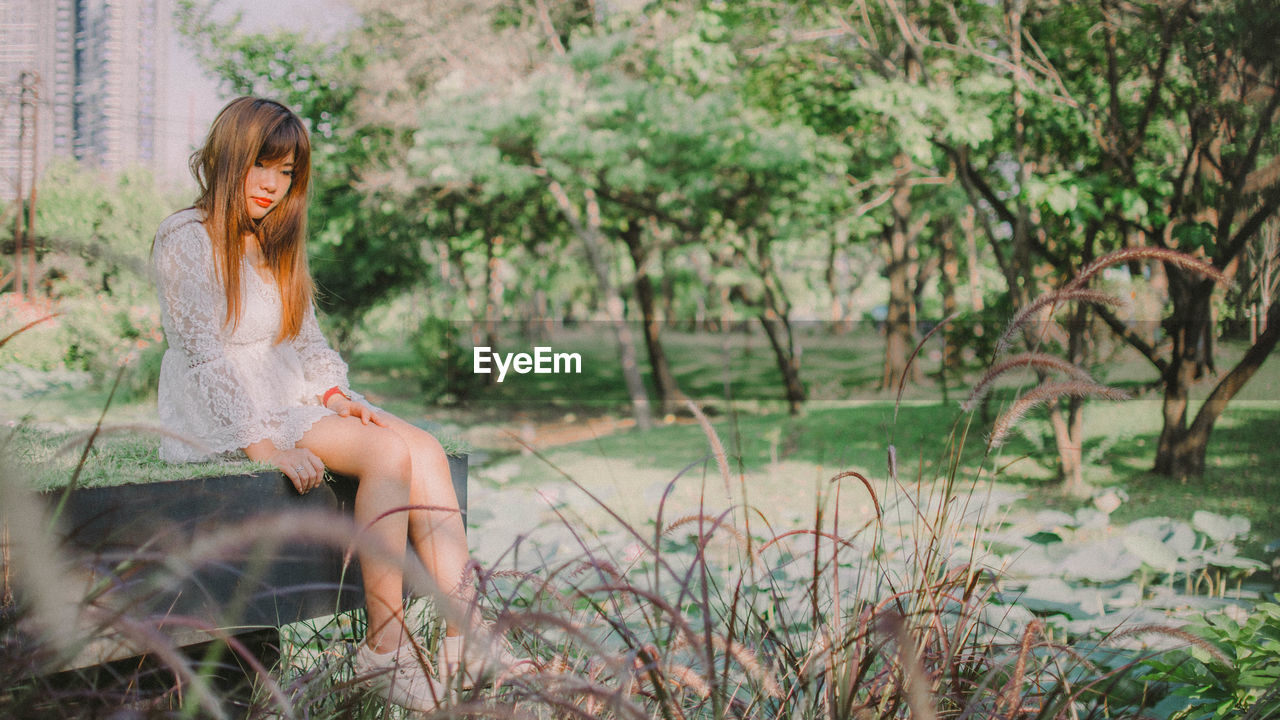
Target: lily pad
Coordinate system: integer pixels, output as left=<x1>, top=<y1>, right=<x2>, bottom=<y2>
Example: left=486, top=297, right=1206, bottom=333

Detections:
left=1123, top=533, right=1180, bottom=573
left=1200, top=553, right=1267, bottom=572
left=1062, top=538, right=1142, bottom=582
left=1002, top=542, right=1074, bottom=578
left=1192, top=510, right=1251, bottom=543
left=1074, top=508, right=1111, bottom=530
left=1010, top=578, right=1088, bottom=618
left=1035, top=509, right=1076, bottom=528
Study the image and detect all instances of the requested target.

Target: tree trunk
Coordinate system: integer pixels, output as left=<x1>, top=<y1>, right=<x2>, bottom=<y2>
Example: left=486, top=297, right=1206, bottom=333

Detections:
left=1046, top=400, right=1085, bottom=495
left=758, top=311, right=806, bottom=415
left=963, top=206, right=984, bottom=315
left=881, top=170, right=918, bottom=390
left=827, top=223, right=852, bottom=332
left=730, top=236, right=807, bottom=415
left=938, top=224, right=960, bottom=371
left=485, top=235, right=502, bottom=352
left=1064, top=397, right=1087, bottom=496
left=1156, top=284, right=1280, bottom=477
left=621, top=222, right=682, bottom=416
left=546, top=182, right=652, bottom=430
left=660, top=245, right=677, bottom=330
left=691, top=249, right=716, bottom=332
left=756, top=238, right=807, bottom=415
left=1053, top=291, right=1093, bottom=496
left=1154, top=271, right=1217, bottom=477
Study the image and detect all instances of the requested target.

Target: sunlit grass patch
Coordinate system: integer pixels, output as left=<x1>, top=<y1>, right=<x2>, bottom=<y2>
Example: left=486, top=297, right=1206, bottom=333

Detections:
left=7, top=425, right=269, bottom=491
left=9, top=422, right=471, bottom=492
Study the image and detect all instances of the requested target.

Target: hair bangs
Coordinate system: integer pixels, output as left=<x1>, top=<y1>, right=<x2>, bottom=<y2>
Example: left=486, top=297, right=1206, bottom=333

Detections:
left=258, top=115, right=308, bottom=166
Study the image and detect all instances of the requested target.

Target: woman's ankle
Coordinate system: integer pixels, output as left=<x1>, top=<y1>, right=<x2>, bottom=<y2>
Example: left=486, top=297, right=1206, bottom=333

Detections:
left=365, top=639, right=399, bottom=656
left=365, top=629, right=408, bottom=655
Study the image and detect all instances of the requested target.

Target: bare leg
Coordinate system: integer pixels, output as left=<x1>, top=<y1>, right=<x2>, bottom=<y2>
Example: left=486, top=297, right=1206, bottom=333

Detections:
left=355, top=414, right=531, bottom=686
left=376, top=413, right=474, bottom=636
left=296, top=415, right=414, bottom=653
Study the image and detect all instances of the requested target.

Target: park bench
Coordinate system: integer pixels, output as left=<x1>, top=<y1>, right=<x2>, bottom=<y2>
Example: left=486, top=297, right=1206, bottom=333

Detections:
left=37, top=456, right=467, bottom=692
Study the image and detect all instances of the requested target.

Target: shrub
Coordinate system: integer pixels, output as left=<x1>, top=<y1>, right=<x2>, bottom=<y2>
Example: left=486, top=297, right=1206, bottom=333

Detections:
left=409, top=316, right=479, bottom=404
left=1142, top=600, right=1280, bottom=720
left=3, top=160, right=171, bottom=384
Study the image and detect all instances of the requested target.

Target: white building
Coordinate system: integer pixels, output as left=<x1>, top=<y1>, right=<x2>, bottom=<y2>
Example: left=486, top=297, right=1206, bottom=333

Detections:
left=0, top=0, right=171, bottom=193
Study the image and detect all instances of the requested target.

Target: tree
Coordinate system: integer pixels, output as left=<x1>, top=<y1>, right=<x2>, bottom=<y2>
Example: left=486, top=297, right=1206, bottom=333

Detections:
left=393, top=2, right=852, bottom=419
left=941, top=0, right=1280, bottom=478
left=769, top=0, right=1280, bottom=482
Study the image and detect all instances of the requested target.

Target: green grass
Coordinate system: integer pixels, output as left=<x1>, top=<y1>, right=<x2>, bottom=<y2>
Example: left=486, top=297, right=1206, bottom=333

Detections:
left=11, top=324, right=1280, bottom=548
left=472, top=397, right=1280, bottom=560
left=6, top=425, right=273, bottom=491
left=353, top=324, right=1280, bottom=424
left=8, top=417, right=469, bottom=491
left=352, top=324, right=975, bottom=419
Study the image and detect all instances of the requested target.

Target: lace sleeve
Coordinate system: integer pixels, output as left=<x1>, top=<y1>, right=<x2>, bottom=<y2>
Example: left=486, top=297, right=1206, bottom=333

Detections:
left=290, top=303, right=354, bottom=401
left=153, top=220, right=272, bottom=450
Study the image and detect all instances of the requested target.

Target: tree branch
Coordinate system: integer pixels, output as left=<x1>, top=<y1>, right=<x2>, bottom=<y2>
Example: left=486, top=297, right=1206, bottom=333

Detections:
left=1223, top=189, right=1280, bottom=264
left=1128, top=2, right=1186, bottom=153
left=533, top=0, right=567, bottom=56
left=949, top=146, right=1018, bottom=228
left=1190, top=297, right=1280, bottom=436
left=1094, top=304, right=1170, bottom=373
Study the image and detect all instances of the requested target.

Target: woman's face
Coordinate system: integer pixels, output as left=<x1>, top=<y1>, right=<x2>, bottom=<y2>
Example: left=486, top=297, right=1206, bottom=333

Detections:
left=244, top=152, right=295, bottom=221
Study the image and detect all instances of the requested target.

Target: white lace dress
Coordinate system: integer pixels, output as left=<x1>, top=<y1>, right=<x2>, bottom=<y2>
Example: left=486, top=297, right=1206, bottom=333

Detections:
left=152, top=208, right=359, bottom=462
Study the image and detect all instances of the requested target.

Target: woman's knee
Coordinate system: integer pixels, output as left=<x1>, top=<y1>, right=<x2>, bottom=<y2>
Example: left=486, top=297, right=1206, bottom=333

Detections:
left=364, top=428, right=413, bottom=483
left=382, top=414, right=448, bottom=462
left=412, top=428, right=447, bottom=464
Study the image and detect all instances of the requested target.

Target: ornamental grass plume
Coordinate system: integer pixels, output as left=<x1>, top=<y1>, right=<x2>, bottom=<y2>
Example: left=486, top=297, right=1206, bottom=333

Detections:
left=467, top=395, right=1201, bottom=719
left=961, top=352, right=1097, bottom=412
left=1066, top=245, right=1229, bottom=291
left=995, top=619, right=1043, bottom=717
left=988, top=380, right=1131, bottom=448
left=663, top=513, right=752, bottom=554
left=1107, top=623, right=1232, bottom=666
left=979, top=245, right=1230, bottom=452
left=686, top=399, right=733, bottom=500
left=993, top=288, right=1124, bottom=357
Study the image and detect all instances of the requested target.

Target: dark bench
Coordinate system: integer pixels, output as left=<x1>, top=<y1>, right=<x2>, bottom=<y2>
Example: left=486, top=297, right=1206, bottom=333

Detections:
left=43, top=455, right=467, bottom=673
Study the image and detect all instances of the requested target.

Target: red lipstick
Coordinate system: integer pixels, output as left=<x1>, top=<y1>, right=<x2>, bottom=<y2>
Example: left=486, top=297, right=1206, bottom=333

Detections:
left=252, top=197, right=272, bottom=208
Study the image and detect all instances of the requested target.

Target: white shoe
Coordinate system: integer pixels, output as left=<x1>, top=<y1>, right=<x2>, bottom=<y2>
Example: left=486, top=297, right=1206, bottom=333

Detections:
left=438, top=631, right=536, bottom=690
left=353, top=642, right=447, bottom=711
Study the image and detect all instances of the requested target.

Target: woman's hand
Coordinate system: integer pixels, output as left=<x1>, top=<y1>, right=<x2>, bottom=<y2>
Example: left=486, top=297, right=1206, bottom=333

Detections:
left=269, top=447, right=327, bottom=494
left=324, top=395, right=388, bottom=427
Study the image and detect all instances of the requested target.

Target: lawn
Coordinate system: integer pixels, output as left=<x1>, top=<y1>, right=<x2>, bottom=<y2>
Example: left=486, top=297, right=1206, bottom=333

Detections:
left=354, top=324, right=1280, bottom=558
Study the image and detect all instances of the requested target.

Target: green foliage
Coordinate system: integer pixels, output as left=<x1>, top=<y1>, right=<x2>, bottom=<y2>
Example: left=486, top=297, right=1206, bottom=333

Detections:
left=1, top=160, right=172, bottom=381
left=168, top=0, right=1280, bottom=475
left=114, top=339, right=167, bottom=403
left=409, top=317, right=478, bottom=405
left=1143, top=601, right=1280, bottom=720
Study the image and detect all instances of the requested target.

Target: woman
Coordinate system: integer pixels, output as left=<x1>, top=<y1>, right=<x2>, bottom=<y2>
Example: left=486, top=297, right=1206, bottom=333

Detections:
left=152, top=97, right=510, bottom=710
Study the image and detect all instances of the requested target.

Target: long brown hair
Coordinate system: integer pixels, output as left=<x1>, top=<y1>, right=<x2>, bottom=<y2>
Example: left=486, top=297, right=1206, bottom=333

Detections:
left=190, top=97, right=313, bottom=342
